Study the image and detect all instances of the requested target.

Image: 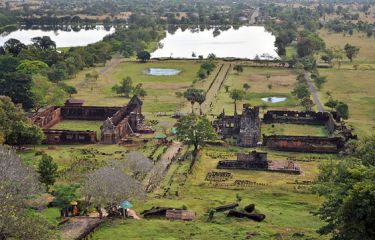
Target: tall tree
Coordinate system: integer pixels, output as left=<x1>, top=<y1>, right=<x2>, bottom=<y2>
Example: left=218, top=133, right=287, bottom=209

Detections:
left=136, top=51, right=151, bottom=63
left=112, top=76, right=133, bottom=97
left=38, top=154, right=58, bottom=191
left=3, top=38, right=26, bottom=56
left=0, top=71, right=35, bottom=110
left=229, top=89, right=245, bottom=113
left=183, top=88, right=203, bottom=114
left=175, top=115, right=217, bottom=156
left=31, top=36, right=56, bottom=50
left=196, top=91, right=206, bottom=115
left=344, top=44, right=360, bottom=62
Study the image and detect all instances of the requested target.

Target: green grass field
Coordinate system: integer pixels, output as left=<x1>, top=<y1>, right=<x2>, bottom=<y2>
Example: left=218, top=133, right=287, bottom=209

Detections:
left=211, top=66, right=300, bottom=115
left=89, top=146, right=333, bottom=240
left=53, top=120, right=103, bottom=138
left=65, top=60, right=204, bottom=113
left=317, top=68, right=375, bottom=136
left=262, top=123, right=328, bottom=136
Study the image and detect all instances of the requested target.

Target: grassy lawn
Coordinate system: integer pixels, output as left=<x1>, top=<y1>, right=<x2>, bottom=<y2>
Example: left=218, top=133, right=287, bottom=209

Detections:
left=90, top=146, right=332, bottom=240
left=65, top=60, right=203, bottom=113
left=317, top=68, right=375, bottom=137
left=319, top=29, right=375, bottom=64
left=262, top=123, right=328, bottom=137
left=53, top=120, right=103, bottom=138
left=211, top=66, right=300, bottom=115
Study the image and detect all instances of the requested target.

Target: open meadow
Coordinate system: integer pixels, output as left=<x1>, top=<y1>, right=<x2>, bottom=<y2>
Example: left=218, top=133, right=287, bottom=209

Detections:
left=88, top=145, right=336, bottom=240
left=211, top=66, right=300, bottom=115
left=65, top=60, right=217, bottom=113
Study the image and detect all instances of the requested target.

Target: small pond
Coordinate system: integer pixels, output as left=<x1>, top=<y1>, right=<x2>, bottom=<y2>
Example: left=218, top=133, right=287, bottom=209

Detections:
left=261, top=97, right=287, bottom=103
left=144, top=68, right=181, bottom=76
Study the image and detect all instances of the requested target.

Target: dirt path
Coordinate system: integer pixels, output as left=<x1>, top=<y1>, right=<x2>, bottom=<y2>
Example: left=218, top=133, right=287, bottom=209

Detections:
left=60, top=217, right=103, bottom=240
left=304, top=71, right=324, bottom=112
left=201, top=63, right=231, bottom=114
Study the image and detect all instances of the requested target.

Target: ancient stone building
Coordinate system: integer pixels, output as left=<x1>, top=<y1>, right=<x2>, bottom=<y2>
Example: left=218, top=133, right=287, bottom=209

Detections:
left=101, top=96, right=154, bottom=144
left=28, top=96, right=153, bottom=144
left=212, top=104, right=261, bottom=147
left=217, top=150, right=300, bottom=174
left=218, top=151, right=268, bottom=169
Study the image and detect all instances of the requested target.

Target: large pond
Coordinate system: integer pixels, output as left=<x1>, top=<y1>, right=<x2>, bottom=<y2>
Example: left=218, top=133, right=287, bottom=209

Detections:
left=151, top=26, right=279, bottom=59
left=0, top=25, right=115, bottom=48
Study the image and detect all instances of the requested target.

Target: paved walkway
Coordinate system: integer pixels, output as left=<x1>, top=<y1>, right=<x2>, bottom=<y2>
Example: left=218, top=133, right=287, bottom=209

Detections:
left=143, top=141, right=182, bottom=191
left=304, top=71, right=324, bottom=112
left=201, top=63, right=231, bottom=114
left=60, top=217, right=103, bottom=240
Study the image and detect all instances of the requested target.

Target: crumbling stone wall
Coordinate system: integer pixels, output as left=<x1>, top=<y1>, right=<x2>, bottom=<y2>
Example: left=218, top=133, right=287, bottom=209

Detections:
left=263, top=110, right=340, bottom=125
left=29, top=106, right=61, bottom=129
left=61, top=106, right=121, bottom=120
left=100, top=96, right=145, bottom=144
left=263, top=135, right=344, bottom=153
left=43, top=129, right=97, bottom=144
left=218, top=150, right=269, bottom=169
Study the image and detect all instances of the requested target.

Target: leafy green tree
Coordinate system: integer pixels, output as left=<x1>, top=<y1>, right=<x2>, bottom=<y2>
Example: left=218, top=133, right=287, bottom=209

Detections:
left=0, top=54, right=20, bottom=73
left=112, top=76, right=133, bottom=97
left=324, top=98, right=338, bottom=110
left=0, top=96, right=44, bottom=145
left=133, top=83, right=147, bottom=97
left=38, top=154, right=58, bottom=191
left=292, top=83, right=310, bottom=100
left=233, top=64, right=243, bottom=74
left=344, top=44, right=360, bottom=62
left=53, top=184, right=80, bottom=217
left=243, top=83, right=250, bottom=92
left=31, top=74, right=67, bottom=112
left=313, top=136, right=375, bottom=240
left=16, top=60, right=49, bottom=75
left=195, top=91, right=206, bottom=115
left=0, top=71, right=35, bottom=110
left=3, top=38, right=26, bottom=56
left=230, top=89, right=245, bottom=113
left=335, top=101, right=349, bottom=119
left=175, top=115, right=217, bottom=155
left=313, top=76, right=327, bottom=90
left=58, top=82, right=77, bottom=97
left=137, top=51, right=151, bottom=62
left=300, top=97, right=314, bottom=111
left=31, top=36, right=56, bottom=50
left=184, top=88, right=203, bottom=114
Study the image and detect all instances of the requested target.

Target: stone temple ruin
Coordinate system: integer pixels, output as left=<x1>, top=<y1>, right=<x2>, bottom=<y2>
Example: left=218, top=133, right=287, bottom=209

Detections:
left=217, top=150, right=301, bottom=174
left=212, top=105, right=355, bottom=153
left=28, top=96, right=154, bottom=144
left=212, top=104, right=261, bottom=147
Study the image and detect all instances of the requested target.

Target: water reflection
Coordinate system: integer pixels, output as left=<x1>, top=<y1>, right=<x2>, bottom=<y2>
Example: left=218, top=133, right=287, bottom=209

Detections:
left=0, top=25, right=115, bottom=48
left=151, top=26, right=279, bottom=59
